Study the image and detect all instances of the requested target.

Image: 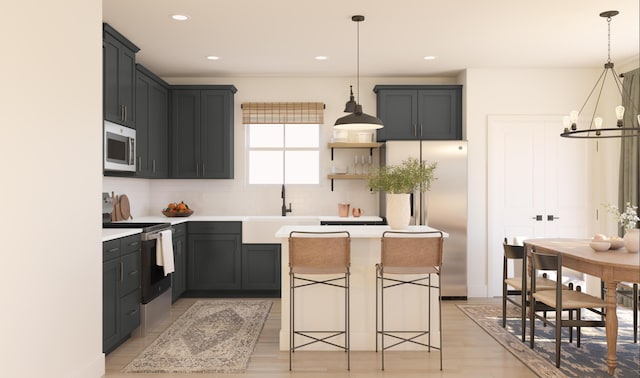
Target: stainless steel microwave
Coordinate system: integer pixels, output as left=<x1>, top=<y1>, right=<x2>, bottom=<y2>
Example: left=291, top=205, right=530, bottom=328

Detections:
left=104, top=121, right=136, bottom=172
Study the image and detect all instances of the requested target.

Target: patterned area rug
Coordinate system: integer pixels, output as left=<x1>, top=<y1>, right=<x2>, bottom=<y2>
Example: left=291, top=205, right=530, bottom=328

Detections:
left=458, top=303, right=640, bottom=378
left=122, top=300, right=272, bottom=373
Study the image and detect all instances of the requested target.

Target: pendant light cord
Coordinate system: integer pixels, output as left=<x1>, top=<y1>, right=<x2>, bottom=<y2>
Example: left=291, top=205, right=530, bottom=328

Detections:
left=606, top=16, right=612, bottom=63
left=356, top=19, right=360, bottom=104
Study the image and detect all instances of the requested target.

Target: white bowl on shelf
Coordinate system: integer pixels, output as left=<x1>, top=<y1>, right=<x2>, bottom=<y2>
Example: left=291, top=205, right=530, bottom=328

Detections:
left=331, top=166, right=348, bottom=174
left=589, top=241, right=611, bottom=252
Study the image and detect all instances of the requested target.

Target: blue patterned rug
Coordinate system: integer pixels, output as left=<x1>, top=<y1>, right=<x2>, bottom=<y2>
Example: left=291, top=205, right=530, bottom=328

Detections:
left=458, top=303, right=640, bottom=378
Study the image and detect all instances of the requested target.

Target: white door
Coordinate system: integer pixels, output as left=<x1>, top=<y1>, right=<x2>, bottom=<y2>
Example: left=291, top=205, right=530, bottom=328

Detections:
left=487, top=115, right=591, bottom=297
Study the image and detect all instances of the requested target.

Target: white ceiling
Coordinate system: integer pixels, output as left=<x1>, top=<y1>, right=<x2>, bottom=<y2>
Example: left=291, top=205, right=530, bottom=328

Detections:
left=102, top=0, right=640, bottom=78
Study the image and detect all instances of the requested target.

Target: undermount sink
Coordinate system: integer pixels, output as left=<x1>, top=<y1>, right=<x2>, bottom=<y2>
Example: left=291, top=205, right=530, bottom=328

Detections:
left=242, top=216, right=320, bottom=243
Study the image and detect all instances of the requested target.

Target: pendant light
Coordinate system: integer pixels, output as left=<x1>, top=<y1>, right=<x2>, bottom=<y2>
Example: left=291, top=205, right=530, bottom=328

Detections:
left=561, top=10, right=640, bottom=139
left=334, top=15, right=384, bottom=130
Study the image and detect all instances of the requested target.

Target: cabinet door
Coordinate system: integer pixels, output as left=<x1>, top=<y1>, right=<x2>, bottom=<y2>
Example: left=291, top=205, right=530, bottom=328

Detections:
left=171, top=90, right=201, bottom=178
left=136, top=69, right=168, bottom=178
left=187, top=234, right=242, bottom=290
left=120, top=251, right=141, bottom=296
left=375, top=89, right=418, bottom=141
left=103, top=33, right=135, bottom=128
left=135, top=71, right=150, bottom=175
left=102, top=258, right=120, bottom=353
left=417, top=88, right=462, bottom=140
left=103, top=36, right=120, bottom=125
left=242, top=244, right=281, bottom=290
left=171, top=233, right=187, bottom=301
left=200, top=90, right=234, bottom=178
left=148, top=79, right=169, bottom=177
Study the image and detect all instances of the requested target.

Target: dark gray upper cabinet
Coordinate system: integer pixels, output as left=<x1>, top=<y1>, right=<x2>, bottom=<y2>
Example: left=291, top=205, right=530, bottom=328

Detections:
left=170, top=86, right=236, bottom=179
left=135, top=65, right=169, bottom=178
left=374, top=85, right=462, bottom=141
left=103, top=23, right=139, bottom=128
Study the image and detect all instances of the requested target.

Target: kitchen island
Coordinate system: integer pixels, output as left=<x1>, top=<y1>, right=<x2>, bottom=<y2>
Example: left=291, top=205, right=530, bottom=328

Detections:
left=275, top=225, right=448, bottom=351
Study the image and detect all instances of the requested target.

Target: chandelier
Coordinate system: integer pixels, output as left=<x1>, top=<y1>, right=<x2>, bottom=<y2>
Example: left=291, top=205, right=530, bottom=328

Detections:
left=561, top=10, right=639, bottom=139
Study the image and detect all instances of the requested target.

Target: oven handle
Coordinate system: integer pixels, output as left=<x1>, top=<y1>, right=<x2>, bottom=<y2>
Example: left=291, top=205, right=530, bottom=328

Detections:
left=142, top=227, right=174, bottom=242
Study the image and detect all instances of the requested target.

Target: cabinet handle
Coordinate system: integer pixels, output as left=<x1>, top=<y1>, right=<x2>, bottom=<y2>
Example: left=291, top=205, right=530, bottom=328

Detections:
left=120, top=261, right=124, bottom=281
left=129, top=269, right=138, bottom=276
left=152, top=160, right=156, bottom=173
left=419, top=124, right=423, bottom=138
left=127, top=309, right=138, bottom=316
left=108, top=247, right=119, bottom=253
left=123, top=106, right=127, bottom=122
left=413, top=124, right=417, bottom=137
left=138, top=156, right=142, bottom=171
left=202, top=163, right=205, bottom=177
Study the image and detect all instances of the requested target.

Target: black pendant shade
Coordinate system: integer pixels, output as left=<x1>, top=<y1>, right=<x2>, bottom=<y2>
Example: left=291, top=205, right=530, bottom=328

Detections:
left=335, top=104, right=383, bottom=130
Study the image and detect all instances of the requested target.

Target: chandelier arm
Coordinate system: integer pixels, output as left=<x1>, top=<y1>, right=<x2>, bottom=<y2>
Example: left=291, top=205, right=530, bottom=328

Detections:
left=577, top=68, right=607, bottom=115
left=611, top=67, right=640, bottom=117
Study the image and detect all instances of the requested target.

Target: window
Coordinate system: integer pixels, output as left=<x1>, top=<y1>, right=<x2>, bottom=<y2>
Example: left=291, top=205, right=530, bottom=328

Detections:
left=247, top=123, right=320, bottom=184
left=242, top=102, right=324, bottom=185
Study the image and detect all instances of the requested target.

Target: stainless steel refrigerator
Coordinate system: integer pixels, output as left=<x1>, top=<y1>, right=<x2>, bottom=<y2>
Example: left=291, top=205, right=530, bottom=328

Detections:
left=381, top=140, right=468, bottom=298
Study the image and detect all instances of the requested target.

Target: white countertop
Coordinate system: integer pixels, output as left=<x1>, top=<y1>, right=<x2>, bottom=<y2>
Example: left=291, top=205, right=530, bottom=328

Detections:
left=275, top=225, right=448, bottom=238
left=102, top=228, right=143, bottom=242
left=102, top=215, right=384, bottom=242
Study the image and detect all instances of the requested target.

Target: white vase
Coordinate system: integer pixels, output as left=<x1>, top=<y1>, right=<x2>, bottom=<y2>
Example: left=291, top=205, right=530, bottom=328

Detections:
left=386, top=193, right=410, bottom=230
left=623, top=228, right=639, bottom=253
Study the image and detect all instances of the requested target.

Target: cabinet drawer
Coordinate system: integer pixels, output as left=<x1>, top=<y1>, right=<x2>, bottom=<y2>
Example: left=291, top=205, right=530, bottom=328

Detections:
left=188, top=221, right=241, bottom=234
left=121, top=234, right=141, bottom=254
left=103, top=239, right=121, bottom=261
left=120, top=289, right=140, bottom=335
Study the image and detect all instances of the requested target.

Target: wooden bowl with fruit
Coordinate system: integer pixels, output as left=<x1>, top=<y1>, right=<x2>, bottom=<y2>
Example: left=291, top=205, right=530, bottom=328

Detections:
left=162, top=201, right=194, bottom=217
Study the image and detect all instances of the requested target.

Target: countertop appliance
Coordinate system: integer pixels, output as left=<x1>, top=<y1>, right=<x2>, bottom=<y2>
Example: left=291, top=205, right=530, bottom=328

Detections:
left=382, top=140, right=468, bottom=299
left=104, top=120, right=136, bottom=172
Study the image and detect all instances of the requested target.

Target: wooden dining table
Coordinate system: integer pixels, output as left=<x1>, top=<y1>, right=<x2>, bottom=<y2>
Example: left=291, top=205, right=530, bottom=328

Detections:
left=523, top=238, right=639, bottom=375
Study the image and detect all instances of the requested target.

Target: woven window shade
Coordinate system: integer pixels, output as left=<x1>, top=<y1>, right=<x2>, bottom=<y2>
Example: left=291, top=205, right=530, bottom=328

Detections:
left=242, top=102, right=325, bottom=124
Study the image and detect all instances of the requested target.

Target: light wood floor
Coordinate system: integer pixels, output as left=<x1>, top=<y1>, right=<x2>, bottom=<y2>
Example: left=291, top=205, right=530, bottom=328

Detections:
left=105, top=297, right=536, bottom=377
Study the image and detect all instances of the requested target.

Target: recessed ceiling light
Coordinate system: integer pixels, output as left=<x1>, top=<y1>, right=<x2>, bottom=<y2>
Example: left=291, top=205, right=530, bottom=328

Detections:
left=206, top=56, right=220, bottom=61
left=423, top=55, right=436, bottom=60
left=170, top=14, right=190, bottom=21
left=315, top=56, right=329, bottom=61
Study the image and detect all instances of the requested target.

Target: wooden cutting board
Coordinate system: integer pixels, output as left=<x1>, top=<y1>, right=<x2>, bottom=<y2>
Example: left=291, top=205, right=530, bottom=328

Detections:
left=119, top=194, right=132, bottom=220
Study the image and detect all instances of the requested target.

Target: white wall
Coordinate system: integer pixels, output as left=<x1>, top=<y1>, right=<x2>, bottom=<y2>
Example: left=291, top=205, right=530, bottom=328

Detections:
left=0, top=1, right=105, bottom=377
left=463, top=67, right=627, bottom=297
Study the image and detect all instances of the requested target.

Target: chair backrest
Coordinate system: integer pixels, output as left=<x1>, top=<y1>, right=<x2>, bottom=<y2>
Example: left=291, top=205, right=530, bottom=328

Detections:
left=503, top=237, right=525, bottom=260
left=380, top=231, right=444, bottom=269
left=289, top=231, right=350, bottom=273
left=530, top=249, right=562, bottom=291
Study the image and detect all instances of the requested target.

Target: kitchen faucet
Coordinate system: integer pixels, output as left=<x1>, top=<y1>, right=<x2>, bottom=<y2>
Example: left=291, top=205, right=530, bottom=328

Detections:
left=281, top=184, right=292, bottom=216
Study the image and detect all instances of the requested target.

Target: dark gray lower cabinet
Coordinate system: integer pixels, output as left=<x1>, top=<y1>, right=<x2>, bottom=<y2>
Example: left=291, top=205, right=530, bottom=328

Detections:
left=242, top=244, right=281, bottom=290
left=171, top=223, right=187, bottom=302
left=103, top=234, right=141, bottom=354
left=187, top=222, right=242, bottom=290
left=185, top=222, right=281, bottom=295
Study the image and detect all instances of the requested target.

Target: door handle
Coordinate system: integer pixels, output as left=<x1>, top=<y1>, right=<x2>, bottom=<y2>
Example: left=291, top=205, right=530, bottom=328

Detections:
left=531, top=215, right=543, bottom=221
left=547, top=215, right=560, bottom=221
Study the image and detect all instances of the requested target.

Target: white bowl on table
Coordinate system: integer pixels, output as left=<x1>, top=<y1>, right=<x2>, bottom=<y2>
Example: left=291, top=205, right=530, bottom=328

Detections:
left=589, top=241, right=611, bottom=252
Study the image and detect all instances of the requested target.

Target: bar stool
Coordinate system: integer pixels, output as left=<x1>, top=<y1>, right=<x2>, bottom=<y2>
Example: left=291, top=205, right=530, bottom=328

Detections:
left=288, top=231, right=351, bottom=371
left=376, top=230, right=444, bottom=370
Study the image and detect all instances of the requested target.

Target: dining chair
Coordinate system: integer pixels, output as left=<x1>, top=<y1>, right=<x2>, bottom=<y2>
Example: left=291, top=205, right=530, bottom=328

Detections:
left=529, top=248, right=606, bottom=368
left=288, top=231, right=351, bottom=371
left=376, top=230, right=444, bottom=371
left=502, top=238, right=557, bottom=342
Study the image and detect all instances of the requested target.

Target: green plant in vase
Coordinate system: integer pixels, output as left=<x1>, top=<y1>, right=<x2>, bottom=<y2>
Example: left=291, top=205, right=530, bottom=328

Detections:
left=368, top=157, right=437, bottom=229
